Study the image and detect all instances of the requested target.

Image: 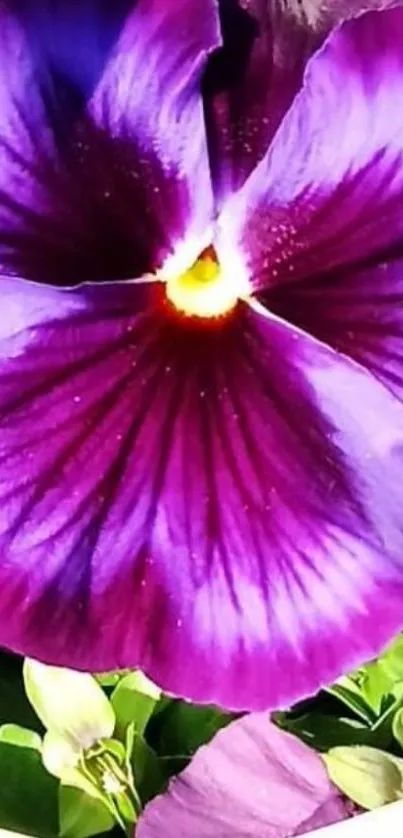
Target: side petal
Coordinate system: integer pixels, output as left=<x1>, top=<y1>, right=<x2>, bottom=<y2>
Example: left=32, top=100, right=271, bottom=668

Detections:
left=204, top=0, right=317, bottom=205
left=1, top=280, right=403, bottom=710
left=216, top=7, right=403, bottom=289
left=264, top=258, right=403, bottom=402
left=0, top=1, right=218, bottom=284
left=137, top=715, right=351, bottom=838
left=0, top=0, right=145, bottom=269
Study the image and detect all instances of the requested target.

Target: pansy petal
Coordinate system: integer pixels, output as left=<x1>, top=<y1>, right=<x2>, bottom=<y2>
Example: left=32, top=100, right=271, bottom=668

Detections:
left=0, top=1, right=218, bottom=284
left=0, top=1, right=142, bottom=270
left=217, top=7, right=403, bottom=290
left=1, top=280, right=403, bottom=710
left=265, top=258, right=403, bottom=401
left=2, top=0, right=137, bottom=134
left=204, top=0, right=317, bottom=205
left=89, top=0, right=220, bottom=270
left=137, top=715, right=351, bottom=838
left=0, top=7, right=50, bottom=251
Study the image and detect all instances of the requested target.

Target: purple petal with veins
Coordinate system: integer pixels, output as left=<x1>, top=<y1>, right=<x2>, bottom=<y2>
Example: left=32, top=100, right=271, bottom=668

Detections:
left=1, top=4, right=403, bottom=710
left=0, top=0, right=219, bottom=283
left=218, top=8, right=403, bottom=288
left=217, top=7, right=403, bottom=395
left=1, top=277, right=403, bottom=709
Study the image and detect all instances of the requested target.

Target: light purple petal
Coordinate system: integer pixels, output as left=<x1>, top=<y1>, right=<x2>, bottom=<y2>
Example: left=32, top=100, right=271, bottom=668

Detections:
left=204, top=0, right=317, bottom=205
left=0, top=1, right=219, bottom=283
left=217, top=7, right=403, bottom=289
left=137, top=715, right=351, bottom=838
left=1, top=281, right=403, bottom=710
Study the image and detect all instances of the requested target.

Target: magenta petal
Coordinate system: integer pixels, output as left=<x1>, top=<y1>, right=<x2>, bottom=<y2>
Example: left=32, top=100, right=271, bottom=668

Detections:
left=137, top=715, right=351, bottom=838
left=204, top=0, right=317, bottom=205
left=1, top=283, right=403, bottom=710
left=217, top=7, right=403, bottom=287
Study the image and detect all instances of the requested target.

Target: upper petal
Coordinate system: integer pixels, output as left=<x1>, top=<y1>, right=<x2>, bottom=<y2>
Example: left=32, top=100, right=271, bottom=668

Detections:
left=89, top=0, right=220, bottom=263
left=137, top=715, right=350, bottom=838
left=1, top=280, right=403, bottom=710
left=0, top=0, right=146, bottom=246
left=285, top=0, right=400, bottom=30
left=203, top=0, right=317, bottom=206
left=216, top=7, right=403, bottom=289
left=0, top=1, right=219, bottom=284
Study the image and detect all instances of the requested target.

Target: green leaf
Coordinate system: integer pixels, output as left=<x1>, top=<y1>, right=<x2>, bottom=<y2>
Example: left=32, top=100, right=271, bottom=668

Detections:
left=150, top=701, right=232, bottom=764
left=274, top=711, right=375, bottom=752
left=114, top=792, right=137, bottom=826
left=59, top=786, right=115, bottom=838
left=359, top=662, right=393, bottom=715
left=326, top=684, right=376, bottom=724
left=378, top=635, right=403, bottom=683
left=0, top=740, right=58, bottom=837
left=329, top=661, right=394, bottom=720
left=95, top=671, right=130, bottom=690
left=111, top=672, right=161, bottom=739
left=0, top=724, right=42, bottom=751
left=393, top=708, right=403, bottom=749
left=130, top=734, right=166, bottom=804
left=23, top=659, right=115, bottom=747
left=365, top=690, right=403, bottom=752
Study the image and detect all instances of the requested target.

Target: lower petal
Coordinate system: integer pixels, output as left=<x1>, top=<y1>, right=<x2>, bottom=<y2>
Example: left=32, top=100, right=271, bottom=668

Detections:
left=137, top=715, right=351, bottom=838
left=1, top=281, right=403, bottom=710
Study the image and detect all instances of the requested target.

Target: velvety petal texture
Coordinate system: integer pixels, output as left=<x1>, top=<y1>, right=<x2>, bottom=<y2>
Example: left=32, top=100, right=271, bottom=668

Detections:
left=137, top=715, right=351, bottom=838
left=1, top=277, right=403, bottom=709
left=217, top=6, right=403, bottom=396
left=218, top=7, right=403, bottom=283
left=89, top=0, right=220, bottom=271
left=2, top=2, right=403, bottom=712
left=0, top=0, right=219, bottom=284
left=0, top=0, right=139, bottom=271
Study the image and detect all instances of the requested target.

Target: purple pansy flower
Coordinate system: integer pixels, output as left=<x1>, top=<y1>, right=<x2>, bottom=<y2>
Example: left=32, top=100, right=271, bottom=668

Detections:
left=137, top=714, right=354, bottom=837
left=1, top=0, right=403, bottom=711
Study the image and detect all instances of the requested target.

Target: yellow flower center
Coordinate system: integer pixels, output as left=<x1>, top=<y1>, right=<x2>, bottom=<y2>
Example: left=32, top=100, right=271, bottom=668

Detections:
left=165, top=247, right=241, bottom=319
